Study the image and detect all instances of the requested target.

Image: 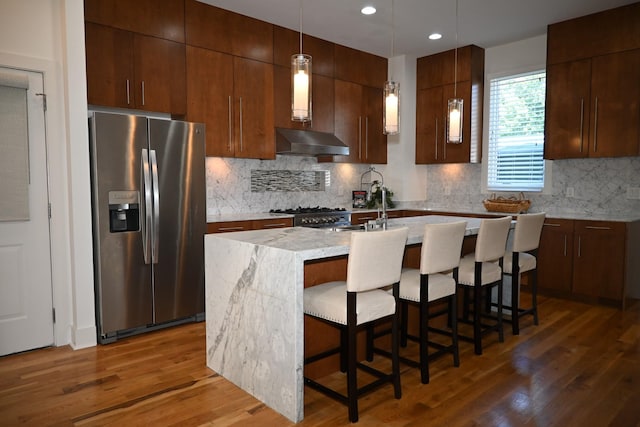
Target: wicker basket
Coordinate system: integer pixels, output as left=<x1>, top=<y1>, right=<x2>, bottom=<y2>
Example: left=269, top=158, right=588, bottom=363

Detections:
left=483, top=192, right=531, bottom=214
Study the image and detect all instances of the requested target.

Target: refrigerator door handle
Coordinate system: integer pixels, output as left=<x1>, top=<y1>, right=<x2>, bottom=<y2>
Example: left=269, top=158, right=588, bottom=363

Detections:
left=140, top=148, right=152, bottom=264
left=150, top=149, right=160, bottom=264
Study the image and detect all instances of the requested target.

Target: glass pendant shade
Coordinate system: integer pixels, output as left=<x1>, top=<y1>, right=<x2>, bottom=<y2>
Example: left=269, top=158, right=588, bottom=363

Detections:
left=383, top=81, right=399, bottom=135
left=291, top=54, right=312, bottom=122
left=447, top=98, right=463, bottom=143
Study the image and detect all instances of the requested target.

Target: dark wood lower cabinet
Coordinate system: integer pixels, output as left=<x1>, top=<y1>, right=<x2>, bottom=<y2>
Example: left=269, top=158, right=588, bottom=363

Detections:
left=537, top=218, right=636, bottom=308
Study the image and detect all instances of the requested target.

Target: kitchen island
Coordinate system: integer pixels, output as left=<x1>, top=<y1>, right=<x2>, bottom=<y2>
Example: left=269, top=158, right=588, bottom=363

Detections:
left=204, top=215, right=487, bottom=422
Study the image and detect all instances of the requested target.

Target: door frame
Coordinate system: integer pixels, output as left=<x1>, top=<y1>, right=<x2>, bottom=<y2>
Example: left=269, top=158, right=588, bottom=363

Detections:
left=0, top=51, right=96, bottom=349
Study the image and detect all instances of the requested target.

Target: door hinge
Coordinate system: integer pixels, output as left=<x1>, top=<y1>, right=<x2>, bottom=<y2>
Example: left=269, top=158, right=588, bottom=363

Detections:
left=52, top=308, right=56, bottom=323
left=48, top=203, right=52, bottom=219
left=36, top=92, right=47, bottom=111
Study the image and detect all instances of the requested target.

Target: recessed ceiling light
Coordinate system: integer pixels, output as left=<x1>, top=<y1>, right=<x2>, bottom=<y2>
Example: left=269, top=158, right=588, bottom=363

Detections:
left=361, top=6, right=376, bottom=15
left=429, top=33, right=442, bottom=40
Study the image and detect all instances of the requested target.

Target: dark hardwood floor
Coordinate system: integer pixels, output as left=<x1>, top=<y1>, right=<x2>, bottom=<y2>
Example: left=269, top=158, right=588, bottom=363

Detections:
left=1, top=294, right=639, bottom=426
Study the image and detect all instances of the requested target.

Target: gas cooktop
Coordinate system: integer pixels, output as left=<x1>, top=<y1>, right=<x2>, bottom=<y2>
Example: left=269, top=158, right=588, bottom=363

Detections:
left=270, top=206, right=347, bottom=214
left=270, top=207, right=351, bottom=227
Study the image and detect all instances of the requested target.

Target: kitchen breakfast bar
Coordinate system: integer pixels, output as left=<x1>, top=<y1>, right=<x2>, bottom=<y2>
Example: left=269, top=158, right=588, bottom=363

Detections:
left=204, top=215, right=488, bottom=422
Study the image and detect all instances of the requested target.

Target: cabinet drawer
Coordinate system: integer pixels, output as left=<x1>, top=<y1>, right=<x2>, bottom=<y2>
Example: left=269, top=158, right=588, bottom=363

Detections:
left=207, top=221, right=251, bottom=233
left=252, top=218, right=293, bottom=229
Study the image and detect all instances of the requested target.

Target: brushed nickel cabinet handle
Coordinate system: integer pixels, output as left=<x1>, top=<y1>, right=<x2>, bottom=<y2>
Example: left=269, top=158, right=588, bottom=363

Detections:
left=544, top=223, right=561, bottom=227
left=126, top=79, right=130, bottom=105
left=593, top=97, right=598, bottom=152
left=219, top=226, right=245, bottom=232
left=579, top=98, right=584, bottom=153
left=239, top=97, right=243, bottom=152
left=563, top=235, right=567, bottom=256
left=141, top=81, right=145, bottom=106
left=358, top=116, right=362, bottom=159
left=262, top=223, right=287, bottom=228
left=435, top=117, right=438, bottom=160
left=365, top=116, right=369, bottom=159
left=577, top=235, right=581, bottom=257
left=585, top=226, right=611, bottom=230
left=228, top=96, right=233, bottom=151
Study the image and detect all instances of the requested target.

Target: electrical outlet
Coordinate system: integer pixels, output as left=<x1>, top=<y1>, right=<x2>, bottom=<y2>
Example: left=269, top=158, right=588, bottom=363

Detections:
left=566, top=187, right=575, bottom=198
left=627, top=186, right=640, bottom=200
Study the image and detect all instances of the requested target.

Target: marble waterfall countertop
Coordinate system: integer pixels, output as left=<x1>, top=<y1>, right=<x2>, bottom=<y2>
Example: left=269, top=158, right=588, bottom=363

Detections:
left=207, top=207, right=640, bottom=224
left=204, top=215, right=487, bottom=422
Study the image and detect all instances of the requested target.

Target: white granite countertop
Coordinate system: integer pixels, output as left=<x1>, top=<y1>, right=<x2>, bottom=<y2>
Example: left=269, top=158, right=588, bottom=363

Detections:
left=206, top=215, right=484, bottom=261
left=207, top=208, right=640, bottom=224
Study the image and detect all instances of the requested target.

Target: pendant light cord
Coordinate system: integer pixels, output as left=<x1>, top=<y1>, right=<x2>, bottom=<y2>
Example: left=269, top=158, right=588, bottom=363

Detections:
left=299, top=0, right=303, bottom=55
left=454, top=0, right=458, bottom=97
left=390, top=0, right=395, bottom=80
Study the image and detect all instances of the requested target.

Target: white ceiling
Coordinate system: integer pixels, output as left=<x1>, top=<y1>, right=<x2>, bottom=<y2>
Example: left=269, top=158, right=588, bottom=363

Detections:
left=198, top=0, right=637, bottom=58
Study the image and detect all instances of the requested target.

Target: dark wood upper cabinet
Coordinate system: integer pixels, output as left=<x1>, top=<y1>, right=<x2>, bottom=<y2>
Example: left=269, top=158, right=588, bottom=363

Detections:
left=185, top=0, right=273, bottom=63
left=84, top=0, right=185, bottom=42
left=273, top=65, right=334, bottom=133
left=332, top=80, right=386, bottom=164
left=546, top=2, right=640, bottom=65
left=334, top=45, right=387, bottom=89
left=85, top=22, right=186, bottom=114
left=273, top=26, right=334, bottom=77
left=416, top=45, right=483, bottom=164
left=545, top=4, right=640, bottom=159
left=185, top=46, right=274, bottom=159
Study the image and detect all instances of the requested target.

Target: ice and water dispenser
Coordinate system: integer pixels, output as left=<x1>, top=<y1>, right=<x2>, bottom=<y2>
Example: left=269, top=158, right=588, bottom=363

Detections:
left=108, top=190, right=140, bottom=233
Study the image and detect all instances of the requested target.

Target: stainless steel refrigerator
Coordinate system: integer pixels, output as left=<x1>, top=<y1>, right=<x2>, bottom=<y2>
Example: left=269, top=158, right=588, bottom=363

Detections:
left=88, top=112, right=206, bottom=343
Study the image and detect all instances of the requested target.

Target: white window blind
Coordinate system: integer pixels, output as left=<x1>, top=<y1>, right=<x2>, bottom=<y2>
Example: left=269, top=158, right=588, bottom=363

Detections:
left=487, top=70, right=546, bottom=192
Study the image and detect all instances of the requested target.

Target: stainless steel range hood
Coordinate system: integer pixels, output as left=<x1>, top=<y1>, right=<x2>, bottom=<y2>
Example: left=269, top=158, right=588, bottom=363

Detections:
left=275, top=127, right=349, bottom=156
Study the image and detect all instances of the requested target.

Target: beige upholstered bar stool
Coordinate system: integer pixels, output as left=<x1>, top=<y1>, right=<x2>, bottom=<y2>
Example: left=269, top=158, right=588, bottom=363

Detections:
left=382, top=221, right=467, bottom=384
left=458, top=216, right=512, bottom=355
left=303, top=227, right=409, bottom=423
left=502, top=212, right=546, bottom=335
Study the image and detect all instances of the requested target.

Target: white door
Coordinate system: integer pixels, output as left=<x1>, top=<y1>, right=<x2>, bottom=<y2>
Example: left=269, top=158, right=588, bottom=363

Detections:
left=0, top=67, right=54, bottom=356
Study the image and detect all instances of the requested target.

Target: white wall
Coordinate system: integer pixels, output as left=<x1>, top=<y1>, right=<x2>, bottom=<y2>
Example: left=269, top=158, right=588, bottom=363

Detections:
left=380, top=54, right=427, bottom=204
left=0, top=0, right=95, bottom=349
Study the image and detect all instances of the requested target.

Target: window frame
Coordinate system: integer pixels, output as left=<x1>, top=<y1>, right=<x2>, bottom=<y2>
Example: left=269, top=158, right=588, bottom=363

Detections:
left=481, top=66, right=552, bottom=195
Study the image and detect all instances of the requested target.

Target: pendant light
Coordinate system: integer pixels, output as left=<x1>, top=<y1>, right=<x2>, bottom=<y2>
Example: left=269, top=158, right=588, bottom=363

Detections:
left=291, top=0, right=312, bottom=122
left=447, top=0, right=463, bottom=144
left=383, top=0, right=399, bottom=135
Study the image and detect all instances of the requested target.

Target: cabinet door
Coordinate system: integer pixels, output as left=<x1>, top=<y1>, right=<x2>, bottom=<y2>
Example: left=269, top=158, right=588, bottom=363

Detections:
left=334, top=45, right=386, bottom=88
left=186, top=46, right=234, bottom=157
left=84, top=0, right=185, bottom=42
left=273, top=26, right=334, bottom=77
left=362, top=86, right=386, bottom=164
left=133, top=34, right=186, bottom=115
left=334, top=80, right=363, bottom=163
left=85, top=23, right=134, bottom=109
left=185, top=0, right=272, bottom=62
left=233, top=57, right=275, bottom=159
left=544, top=60, right=591, bottom=159
left=589, top=50, right=640, bottom=158
left=537, top=219, right=574, bottom=293
left=351, top=212, right=378, bottom=225
left=572, top=221, right=626, bottom=301
left=273, top=65, right=334, bottom=133
left=416, top=86, right=443, bottom=164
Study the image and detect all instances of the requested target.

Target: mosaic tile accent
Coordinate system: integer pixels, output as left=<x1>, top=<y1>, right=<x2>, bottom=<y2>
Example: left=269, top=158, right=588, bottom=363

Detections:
left=251, top=170, right=326, bottom=192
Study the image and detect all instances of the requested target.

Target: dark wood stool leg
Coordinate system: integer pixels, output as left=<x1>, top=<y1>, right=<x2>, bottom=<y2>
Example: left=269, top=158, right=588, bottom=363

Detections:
left=511, top=252, right=521, bottom=335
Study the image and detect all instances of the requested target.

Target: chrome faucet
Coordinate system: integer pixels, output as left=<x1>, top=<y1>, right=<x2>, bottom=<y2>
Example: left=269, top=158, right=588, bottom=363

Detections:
left=363, top=167, right=387, bottom=230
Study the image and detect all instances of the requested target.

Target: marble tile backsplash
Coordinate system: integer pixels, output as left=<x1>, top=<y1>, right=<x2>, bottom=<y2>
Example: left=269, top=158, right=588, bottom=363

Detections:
left=424, top=157, right=640, bottom=217
left=206, top=155, right=639, bottom=217
left=206, top=156, right=371, bottom=215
